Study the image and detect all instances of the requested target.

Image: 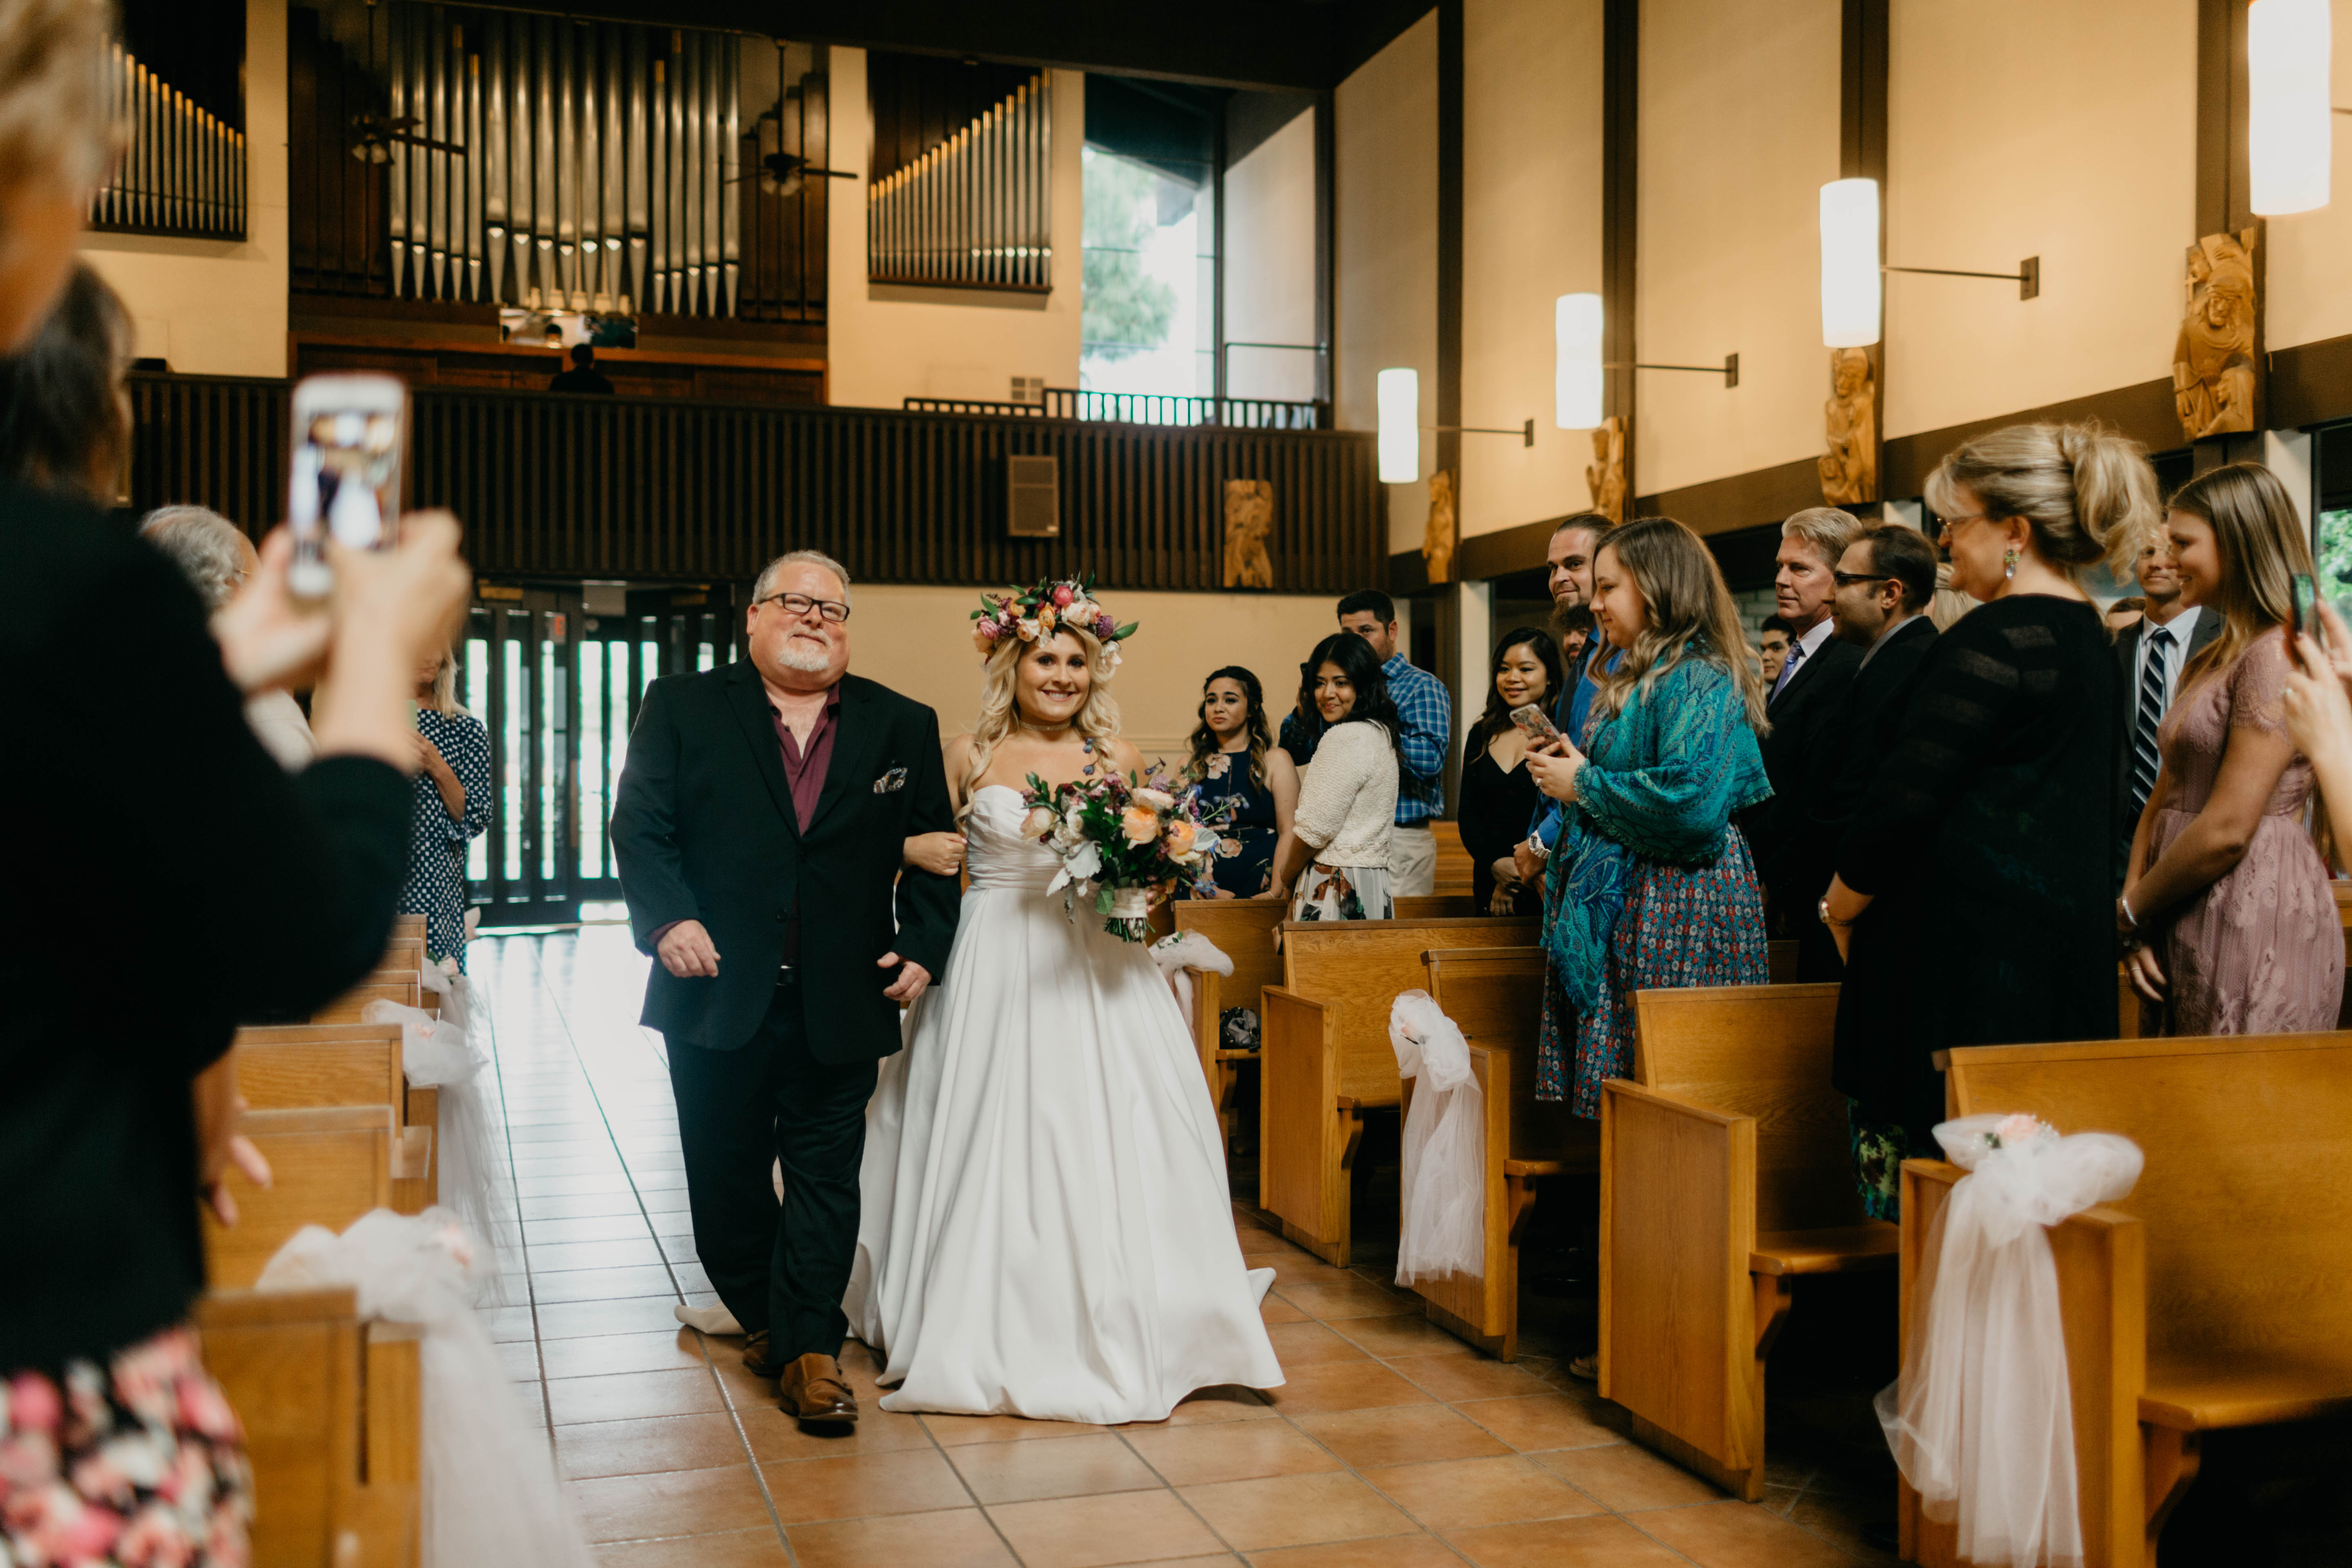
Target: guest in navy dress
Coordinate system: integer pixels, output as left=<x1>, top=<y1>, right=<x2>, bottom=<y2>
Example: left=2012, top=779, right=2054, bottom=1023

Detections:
left=1180, top=666, right=1298, bottom=898
left=403, top=647, right=492, bottom=969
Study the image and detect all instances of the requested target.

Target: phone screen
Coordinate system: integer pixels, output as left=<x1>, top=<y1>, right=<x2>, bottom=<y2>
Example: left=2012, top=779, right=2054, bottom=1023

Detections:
left=1509, top=703, right=1560, bottom=745
left=2294, top=573, right=2318, bottom=638
left=287, top=375, right=405, bottom=597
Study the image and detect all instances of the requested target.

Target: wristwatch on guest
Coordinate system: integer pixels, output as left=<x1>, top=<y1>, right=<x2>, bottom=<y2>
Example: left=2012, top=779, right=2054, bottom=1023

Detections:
left=1524, top=835, right=1551, bottom=864
left=1817, top=895, right=1855, bottom=930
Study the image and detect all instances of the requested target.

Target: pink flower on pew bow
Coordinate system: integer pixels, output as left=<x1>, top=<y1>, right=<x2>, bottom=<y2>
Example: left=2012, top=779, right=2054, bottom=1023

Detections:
left=1987, top=1113, right=2052, bottom=1151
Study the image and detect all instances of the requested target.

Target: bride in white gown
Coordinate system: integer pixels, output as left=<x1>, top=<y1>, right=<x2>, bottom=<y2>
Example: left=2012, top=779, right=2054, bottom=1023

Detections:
left=844, top=583, right=1284, bottom=1423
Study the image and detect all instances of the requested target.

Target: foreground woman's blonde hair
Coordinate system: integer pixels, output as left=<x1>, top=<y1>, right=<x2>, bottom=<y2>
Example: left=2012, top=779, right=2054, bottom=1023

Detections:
left=959, top=624, right=1122, bottom=820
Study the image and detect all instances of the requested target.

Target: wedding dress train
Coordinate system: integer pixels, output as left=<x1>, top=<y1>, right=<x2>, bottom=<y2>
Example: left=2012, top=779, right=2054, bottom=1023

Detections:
left=844, top=784, right=1285, bottom=1423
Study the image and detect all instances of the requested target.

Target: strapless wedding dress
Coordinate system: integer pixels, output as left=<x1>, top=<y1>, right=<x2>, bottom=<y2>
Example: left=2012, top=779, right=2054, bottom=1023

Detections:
left=844, top=784, right=1284, bottom=1422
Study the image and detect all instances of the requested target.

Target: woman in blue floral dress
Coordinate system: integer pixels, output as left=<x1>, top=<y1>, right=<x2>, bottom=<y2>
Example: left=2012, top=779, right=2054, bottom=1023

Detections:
left=1525, top=516, right=1773, bottom=1117
left=403, top=648, right=493, bottom=971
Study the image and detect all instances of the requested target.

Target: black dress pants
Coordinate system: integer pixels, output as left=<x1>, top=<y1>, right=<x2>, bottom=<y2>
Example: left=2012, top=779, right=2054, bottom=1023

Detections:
left=666, top=978, right=879, bottom=1362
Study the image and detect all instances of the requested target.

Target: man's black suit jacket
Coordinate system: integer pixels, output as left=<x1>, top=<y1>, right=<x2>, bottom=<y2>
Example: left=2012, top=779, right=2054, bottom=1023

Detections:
left=610, top=662, right=960, bottom=1060
left=1752, top=627, right=1864, bottom=915
left=1789, top=617, right=1940, bottom=978
left=2111, top=608, right=2222, bottom=884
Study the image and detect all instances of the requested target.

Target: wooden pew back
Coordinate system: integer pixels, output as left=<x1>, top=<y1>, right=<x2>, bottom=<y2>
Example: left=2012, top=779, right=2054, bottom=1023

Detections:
left=1281, top=916, right=1537, bottom=1105
left=234, top=1024, right=405, bottom=1114
left=1632, top=982, right=1856, bottom=1233
left=1425, top=946, right=1590, bottom=1171
left=204, top=1106, right=398, bottom=1289
left=1394, top=895, right=1481, bottom=921
left=314, top=973, right=422, bottom=1023
left=1175, top=898, right=1287, bottom=1020
left=1946, top=1032, right=2352, bottom=1369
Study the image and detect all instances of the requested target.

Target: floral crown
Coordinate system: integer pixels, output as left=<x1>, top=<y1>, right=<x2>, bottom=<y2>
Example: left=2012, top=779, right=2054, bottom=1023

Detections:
left=969, top=574, right=1139, bottom=660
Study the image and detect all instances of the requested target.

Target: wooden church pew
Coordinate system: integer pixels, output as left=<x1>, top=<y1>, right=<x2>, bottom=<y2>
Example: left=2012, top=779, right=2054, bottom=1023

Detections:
left=1900, top=1031, right=2352, bottom=1568
left=196, top=1286, right=421, bottom=1568
left=314, top=971, right=423, bottom=1024
left=1394, top=895, right=1481, bottom=921
left=1399, top=946, right=1594, bottom=1360
left=235, top=1022, right=438, bottom=1209
left=1172, top=899, right=1288, bottom=1142
left=202, top=1105, right=424, bottom=1289
left=1260, top=914, right=1536, bottom=1265
left=1599, top=982, right=1895, bottom=1501
left=1429, top=820, right=1475, bottom=898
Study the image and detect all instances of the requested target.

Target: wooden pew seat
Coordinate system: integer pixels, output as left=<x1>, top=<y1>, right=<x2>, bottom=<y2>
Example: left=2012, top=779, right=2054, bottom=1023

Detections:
left=1751, top=1224, right=1899, bottom=1276
left=2139, top=1355, right=2352, bottom=1432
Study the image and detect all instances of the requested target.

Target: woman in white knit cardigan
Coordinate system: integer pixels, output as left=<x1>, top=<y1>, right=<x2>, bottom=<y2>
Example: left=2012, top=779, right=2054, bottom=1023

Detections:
left=1269, top=632, right=1405, bottom=920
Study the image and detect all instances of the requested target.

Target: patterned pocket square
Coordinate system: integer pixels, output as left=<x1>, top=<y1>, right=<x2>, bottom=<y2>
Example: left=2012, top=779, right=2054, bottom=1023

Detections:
left=873, top=766, right=909, bottom=794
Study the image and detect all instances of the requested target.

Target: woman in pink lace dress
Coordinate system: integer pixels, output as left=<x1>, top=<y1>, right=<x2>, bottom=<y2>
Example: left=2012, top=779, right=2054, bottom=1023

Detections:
left=2121, top=463, right=2344, bottom=1034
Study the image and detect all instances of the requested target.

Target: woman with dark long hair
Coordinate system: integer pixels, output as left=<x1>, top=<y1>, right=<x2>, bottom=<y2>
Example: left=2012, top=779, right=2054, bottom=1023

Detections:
left=1525, top=516, right=1772, bottom=1118
left=1459, top=628, right=1564, bottom=914
left=1179, top=665, right=1298, bottom=898
left=1270, top=632, right=1405, bottom=920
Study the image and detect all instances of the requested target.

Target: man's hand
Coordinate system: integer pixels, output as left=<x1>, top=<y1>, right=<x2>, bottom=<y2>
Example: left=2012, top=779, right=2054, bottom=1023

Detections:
left=657, top=919, right=722, bottom=978
left=1512, top=839, right=1543, bottom=885
left=879, top=952, right=931, bottom=1004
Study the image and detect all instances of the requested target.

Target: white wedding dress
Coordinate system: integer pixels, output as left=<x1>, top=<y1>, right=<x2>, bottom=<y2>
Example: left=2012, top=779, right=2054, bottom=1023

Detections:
left=844, top=784, right=1285, bottom=1423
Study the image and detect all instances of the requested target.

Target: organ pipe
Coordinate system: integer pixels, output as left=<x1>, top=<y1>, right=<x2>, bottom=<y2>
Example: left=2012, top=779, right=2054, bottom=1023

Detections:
left=868, top=73, right=1048, bottom=290
left=92, top=42, right=246, bottom=238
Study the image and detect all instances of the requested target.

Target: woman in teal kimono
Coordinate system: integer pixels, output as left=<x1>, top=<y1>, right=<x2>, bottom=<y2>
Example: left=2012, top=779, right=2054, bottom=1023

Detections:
left=1525, top=516, right=1774, bottom=1116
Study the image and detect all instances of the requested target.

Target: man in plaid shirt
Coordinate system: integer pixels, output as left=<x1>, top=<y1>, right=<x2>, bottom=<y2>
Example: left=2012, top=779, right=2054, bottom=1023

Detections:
left=1336, top=590, right=1452, bottom=897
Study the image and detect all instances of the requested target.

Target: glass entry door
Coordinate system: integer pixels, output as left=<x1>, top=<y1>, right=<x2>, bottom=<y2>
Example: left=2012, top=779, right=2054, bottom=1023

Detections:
left=461, top=583, right=745, bottom=928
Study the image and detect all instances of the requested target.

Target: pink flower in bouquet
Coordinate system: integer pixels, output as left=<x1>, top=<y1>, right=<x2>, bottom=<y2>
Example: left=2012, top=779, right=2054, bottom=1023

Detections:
left=1133, top=785, right=1175, bottom=811
left=1120, top=804, right=1160, bottom=845
left=1052, top=584, right=1076, bottom=607
left=1020, top=805, right=1057, bottom=840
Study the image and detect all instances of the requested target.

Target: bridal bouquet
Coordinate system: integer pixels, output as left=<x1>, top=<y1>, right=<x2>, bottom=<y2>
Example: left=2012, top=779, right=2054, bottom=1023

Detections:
left=1020, top=766, right=1235, bottom=941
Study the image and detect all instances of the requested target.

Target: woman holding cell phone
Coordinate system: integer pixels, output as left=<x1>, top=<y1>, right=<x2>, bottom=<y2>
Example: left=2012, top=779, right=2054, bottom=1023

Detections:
left=1458, top=630, right=1565, bottom=915
left=1521, top=517, right=1772, bottom=1118
left=2118, top=463, right=2342, bottom=1034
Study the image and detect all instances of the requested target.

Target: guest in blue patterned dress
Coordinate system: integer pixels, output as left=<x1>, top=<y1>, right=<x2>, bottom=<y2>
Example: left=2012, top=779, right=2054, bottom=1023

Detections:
left=1525, top=516, right=1773, bottom=1118
left=403, top=648, right=492, bottom=971
left=1178, top=666, right=1298, bottom=899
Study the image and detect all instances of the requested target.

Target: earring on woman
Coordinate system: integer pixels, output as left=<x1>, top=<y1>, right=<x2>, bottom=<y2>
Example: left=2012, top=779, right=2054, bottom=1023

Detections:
left=2004, top=547, right=2019, bottom=581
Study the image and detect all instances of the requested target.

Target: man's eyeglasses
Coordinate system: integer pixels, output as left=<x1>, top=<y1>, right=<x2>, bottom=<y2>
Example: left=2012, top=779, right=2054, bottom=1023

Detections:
left=1830, top=571, right=1894, bottom=588
left=755, top=592, right=851, bottom=624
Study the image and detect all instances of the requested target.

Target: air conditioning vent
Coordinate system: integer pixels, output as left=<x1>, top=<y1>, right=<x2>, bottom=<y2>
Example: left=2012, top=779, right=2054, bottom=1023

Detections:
left=1007, top=454, right=1060, bottom=537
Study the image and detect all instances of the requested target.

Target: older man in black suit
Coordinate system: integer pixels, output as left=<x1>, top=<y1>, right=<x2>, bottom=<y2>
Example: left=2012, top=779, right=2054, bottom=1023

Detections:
left=611, top=549, right=960, bottom=1424
left=1790, top=524, right=1942, bottom=980
left=1751, top=506, right=1869, bottom=932
left=2111, top=532, right=2218, bottom=887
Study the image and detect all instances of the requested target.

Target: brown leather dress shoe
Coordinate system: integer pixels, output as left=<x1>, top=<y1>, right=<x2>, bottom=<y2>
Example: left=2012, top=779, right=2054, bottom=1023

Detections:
left=742, top=1330, right=786, bottom=1380
left=777, top=1352, right=859, bottom=1424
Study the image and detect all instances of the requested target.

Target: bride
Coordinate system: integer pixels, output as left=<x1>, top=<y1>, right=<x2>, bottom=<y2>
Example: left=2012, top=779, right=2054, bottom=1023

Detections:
left=844, top=580, right=1284, bottom=1423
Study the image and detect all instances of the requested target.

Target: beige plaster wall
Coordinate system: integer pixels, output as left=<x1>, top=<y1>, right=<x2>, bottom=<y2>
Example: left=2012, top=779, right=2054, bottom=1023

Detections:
left=2261, top=8, right=2352, bottom=353
left=1883, top=0, right=2196, bottom=441
left=1460, top=0, right=1606, bottom=538
left=1635, top=0, right=1840, bottom=498
left=1336, top=13, right=1441, bottom=555
left=80, top=0, right=289, bottom=378
left=824, top=49, right=1085, bottom=410
left=1223, top=108, right=1319, bottom=404
left=842, top=584, right=1345, bottom=762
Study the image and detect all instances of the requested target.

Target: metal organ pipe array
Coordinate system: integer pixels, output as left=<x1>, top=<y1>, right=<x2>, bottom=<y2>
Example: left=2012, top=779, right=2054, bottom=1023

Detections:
left=377, top=7, right=746, bottom=316
left=93, top=42, right=246, bottom=239
left=867, top=75, right=1051, bottom=290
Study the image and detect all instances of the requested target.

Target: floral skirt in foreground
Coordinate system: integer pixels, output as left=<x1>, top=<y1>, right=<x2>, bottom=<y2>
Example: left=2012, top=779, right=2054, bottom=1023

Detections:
left=0, top=1325, right=252, bottom=1568
left=1289, top=862, right=1394, bottom=923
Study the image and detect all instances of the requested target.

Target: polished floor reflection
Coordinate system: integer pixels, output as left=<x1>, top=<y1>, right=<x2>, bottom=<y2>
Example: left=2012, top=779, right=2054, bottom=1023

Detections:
left=470, top=928, right=1895, bottom=1566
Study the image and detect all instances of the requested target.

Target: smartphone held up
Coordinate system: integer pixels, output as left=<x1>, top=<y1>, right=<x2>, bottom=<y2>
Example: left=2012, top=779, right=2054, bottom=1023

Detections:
left=287, top=373, right=408, bottom=599
left=1509, top=702, right=1563, bottom=748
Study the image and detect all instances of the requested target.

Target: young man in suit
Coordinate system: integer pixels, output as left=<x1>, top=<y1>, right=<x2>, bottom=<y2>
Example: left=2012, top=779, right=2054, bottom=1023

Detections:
left=1791, top=524, right=1941, bottom=980
left=2111, top=533, right=2217, bottom=887
left=610, top=550, right=960, bottom=1424
left=1751, top=506, right=1868, bottom=931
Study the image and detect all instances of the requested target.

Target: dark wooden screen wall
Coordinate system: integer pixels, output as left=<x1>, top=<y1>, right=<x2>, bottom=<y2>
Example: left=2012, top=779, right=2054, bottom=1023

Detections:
left=126, top=374, right=1385, bottom=592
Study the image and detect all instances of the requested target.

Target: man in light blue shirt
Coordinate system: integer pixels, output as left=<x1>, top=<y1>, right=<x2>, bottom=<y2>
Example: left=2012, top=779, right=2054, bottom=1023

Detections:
left=1337, top=589, right=1451, bottom=896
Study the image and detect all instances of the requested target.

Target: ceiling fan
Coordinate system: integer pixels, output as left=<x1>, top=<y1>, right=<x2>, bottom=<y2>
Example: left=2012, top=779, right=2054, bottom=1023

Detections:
left=731, top=149, right=858, bottom=198
left=347, top=1, right=465, bottom=163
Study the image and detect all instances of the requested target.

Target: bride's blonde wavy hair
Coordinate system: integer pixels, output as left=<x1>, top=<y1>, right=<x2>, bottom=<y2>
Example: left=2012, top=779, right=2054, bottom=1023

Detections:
left=959, top=625, right=1124, bottom=822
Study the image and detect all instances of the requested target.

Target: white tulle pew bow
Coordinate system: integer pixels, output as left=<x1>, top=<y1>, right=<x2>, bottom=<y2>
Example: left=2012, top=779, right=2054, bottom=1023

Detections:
left=1878, top=1113, right=2143, bottom=1568
left=1150, top=931, right=1233, bottom=1036
left=359, top=996, right=515, bottom=1303
left=1388, top=990, right=1484, bottom=1285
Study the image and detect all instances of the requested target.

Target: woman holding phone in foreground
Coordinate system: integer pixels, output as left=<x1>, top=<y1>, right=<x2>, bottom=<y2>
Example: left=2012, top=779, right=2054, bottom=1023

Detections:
left=2117, top=463, right=2341, bottom=1035
left=1521, top=517, right=1772, bottom=1118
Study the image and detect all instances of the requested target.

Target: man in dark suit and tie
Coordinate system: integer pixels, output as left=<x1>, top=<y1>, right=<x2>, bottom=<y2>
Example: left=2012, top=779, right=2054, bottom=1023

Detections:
left=611, top=549, right=960, bottom=1424
left=1751, top=506, right=1868, bottom=933
left=2112, top=532, right=2217, bottom=886
left=1790, top=523, right=1942, bottom=980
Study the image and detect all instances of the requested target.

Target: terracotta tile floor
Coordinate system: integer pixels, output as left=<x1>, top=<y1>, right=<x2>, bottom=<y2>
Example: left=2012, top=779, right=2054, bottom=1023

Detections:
left=469, top=930, right=1900, bottom=1566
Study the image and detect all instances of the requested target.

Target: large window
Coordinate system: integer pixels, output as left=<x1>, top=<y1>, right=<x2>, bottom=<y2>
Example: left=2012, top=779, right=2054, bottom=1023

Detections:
left=1080, top=146, right=1213, bottom=396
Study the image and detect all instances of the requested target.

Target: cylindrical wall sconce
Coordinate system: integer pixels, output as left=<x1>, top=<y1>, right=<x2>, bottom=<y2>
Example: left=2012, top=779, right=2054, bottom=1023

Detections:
left=1820, top=178, right=1883, bottom=349
left=1555, top=293, right=1604, bottom=430
left=1377, top=368, right=1420, bottom=483
left=2250, top=0, right=2333, bottom=215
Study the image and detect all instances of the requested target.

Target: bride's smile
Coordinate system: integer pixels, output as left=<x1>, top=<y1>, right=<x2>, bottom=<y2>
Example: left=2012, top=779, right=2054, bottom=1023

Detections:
left=1016, top=636, right=1092, bottom=728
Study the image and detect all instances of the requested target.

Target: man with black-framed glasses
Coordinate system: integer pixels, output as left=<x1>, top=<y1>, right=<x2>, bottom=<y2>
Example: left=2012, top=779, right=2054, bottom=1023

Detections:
left=1786, top=523, right=1941, bottom=980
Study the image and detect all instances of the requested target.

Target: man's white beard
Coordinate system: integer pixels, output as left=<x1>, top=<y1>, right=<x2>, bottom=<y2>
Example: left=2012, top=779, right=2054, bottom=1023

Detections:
left=775, top=642, right=832, bottom=673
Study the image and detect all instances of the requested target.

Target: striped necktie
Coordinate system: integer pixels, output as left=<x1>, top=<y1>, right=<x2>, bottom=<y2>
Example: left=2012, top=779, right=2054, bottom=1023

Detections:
left=2131, top=625, right=2173, bottom=817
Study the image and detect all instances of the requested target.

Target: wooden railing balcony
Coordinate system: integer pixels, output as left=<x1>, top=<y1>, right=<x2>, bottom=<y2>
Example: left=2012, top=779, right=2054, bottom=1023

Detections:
left=902, top=388, right=1329, bottom=431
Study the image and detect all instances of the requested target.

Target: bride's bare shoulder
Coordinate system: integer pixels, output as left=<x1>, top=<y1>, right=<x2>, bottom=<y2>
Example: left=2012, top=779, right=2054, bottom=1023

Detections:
left=943, top=732, right=977, bottom=767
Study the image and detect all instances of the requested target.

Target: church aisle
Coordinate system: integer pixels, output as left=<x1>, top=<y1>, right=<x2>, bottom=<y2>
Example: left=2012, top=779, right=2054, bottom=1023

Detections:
left=472, top=929, right=1893, bottom=1567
